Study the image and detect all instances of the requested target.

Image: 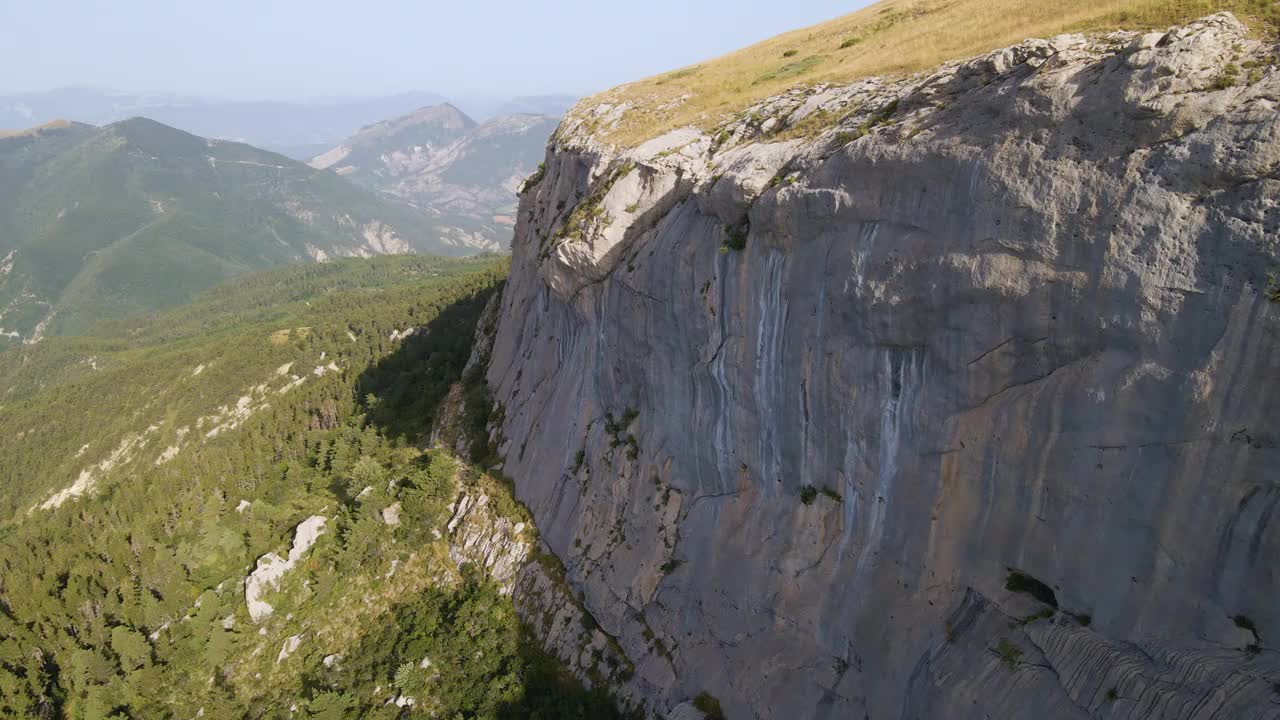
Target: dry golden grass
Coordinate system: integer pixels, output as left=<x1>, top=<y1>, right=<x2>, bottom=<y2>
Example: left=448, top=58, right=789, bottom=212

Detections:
left=0, top=118, right=72, bottom=138
left=269, top=326, right=312, bottom=345
left=587, top=0, right=1278, bottom=146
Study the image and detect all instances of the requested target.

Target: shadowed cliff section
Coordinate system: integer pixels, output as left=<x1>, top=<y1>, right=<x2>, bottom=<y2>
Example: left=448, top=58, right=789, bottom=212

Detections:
left=352, top=282, right=642, bottom=719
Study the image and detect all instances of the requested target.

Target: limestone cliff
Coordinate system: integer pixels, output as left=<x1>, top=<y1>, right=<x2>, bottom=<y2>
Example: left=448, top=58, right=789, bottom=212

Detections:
left=485, top=14, right=1280, bottom=718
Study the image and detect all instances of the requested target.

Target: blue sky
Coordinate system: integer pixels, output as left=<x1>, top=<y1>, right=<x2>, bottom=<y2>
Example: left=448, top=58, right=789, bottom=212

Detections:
left=3, top=1, right=870, bottom=99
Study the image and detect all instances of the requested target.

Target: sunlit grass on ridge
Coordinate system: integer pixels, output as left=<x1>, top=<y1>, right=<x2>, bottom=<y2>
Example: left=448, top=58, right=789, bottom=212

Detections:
left=580, top=0, right=1279, bottom=146
left=0, top=118, right=73, bottom=137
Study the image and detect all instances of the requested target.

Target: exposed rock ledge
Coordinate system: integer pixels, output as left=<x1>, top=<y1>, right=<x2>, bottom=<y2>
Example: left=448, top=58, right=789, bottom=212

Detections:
left=487, top=13, right=1280, bottom=719
left=245, top=516, right=327, bottom=623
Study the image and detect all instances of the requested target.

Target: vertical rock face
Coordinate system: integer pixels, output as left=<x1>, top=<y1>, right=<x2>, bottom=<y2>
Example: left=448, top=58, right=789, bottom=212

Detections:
left=487, top=15, right=1280, bottom=719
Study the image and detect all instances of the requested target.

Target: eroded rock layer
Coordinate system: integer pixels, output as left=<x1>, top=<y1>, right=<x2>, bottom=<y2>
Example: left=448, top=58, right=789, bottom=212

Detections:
left=488, top=14, right=1280, bottom=718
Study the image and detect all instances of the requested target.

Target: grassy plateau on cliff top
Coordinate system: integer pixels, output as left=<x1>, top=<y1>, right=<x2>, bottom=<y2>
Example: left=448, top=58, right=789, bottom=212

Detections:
left=583, top=0, right=1280, bottom=146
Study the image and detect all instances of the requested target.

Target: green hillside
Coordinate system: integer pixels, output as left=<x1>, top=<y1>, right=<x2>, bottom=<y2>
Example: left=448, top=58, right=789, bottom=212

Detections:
left=0, top=118, right=490, bottom=344
left=0, top=255, right=630, bottom=718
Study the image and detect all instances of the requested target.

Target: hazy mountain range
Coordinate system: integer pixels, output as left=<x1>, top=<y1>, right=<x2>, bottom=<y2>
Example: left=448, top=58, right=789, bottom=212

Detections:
left=0, top=87, right=576, bottom=158
left=309, top=104, right=558, bottom=248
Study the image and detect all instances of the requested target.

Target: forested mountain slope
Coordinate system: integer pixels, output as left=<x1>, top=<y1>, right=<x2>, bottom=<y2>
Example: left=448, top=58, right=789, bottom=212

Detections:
left=0, top=118, right=489, bottom=345
left=0, top=256, right=632, bottom=719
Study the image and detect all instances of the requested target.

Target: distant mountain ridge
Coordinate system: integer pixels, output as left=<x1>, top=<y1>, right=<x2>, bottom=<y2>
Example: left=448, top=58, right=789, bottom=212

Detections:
left=310, top=103, right=558, bottom=248
left=0, top=88, right=576, bottom=158
left=309, top=104, right=477, bottom=181
left=0, top=116, right=492, bottom=343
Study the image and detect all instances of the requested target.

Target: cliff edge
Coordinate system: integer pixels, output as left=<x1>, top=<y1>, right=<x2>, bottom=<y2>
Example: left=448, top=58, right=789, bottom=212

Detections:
left=490, top=13, right=1280, bottom=718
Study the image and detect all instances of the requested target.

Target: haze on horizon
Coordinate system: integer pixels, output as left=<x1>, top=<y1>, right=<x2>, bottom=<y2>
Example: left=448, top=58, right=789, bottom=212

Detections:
left=3, top=0, right=869, bottom=100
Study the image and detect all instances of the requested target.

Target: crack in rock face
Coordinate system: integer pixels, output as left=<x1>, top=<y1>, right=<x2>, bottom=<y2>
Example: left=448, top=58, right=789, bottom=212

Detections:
left=484, top=13, right=1280, bottom=719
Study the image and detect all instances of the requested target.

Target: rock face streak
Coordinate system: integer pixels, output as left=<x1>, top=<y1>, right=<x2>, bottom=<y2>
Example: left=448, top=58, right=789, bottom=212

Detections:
left=486, top=15, right=1280, bottom=718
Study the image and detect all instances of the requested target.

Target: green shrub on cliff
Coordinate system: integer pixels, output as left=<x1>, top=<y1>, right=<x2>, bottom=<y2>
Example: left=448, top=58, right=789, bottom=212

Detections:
left=694, top=691, right=727, bottom=720
left=995, top=640, right=1023, bottom=669
left=521, top=162, right=547, bottom=194
left=800, top=485, right=819, bottom=504
left=722, top=221, right=749, bottom=251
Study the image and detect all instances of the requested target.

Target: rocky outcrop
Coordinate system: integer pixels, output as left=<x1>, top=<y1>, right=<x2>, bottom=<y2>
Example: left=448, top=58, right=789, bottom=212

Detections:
left=512, top=548, right=644, bottom=702
left=245, top=516, right=327, bottom=623
left=445, top=491, right=532, bottom=592
left=485, top=14, right=1280, bottom=719
left=276, top=633, right=304, bottom=663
